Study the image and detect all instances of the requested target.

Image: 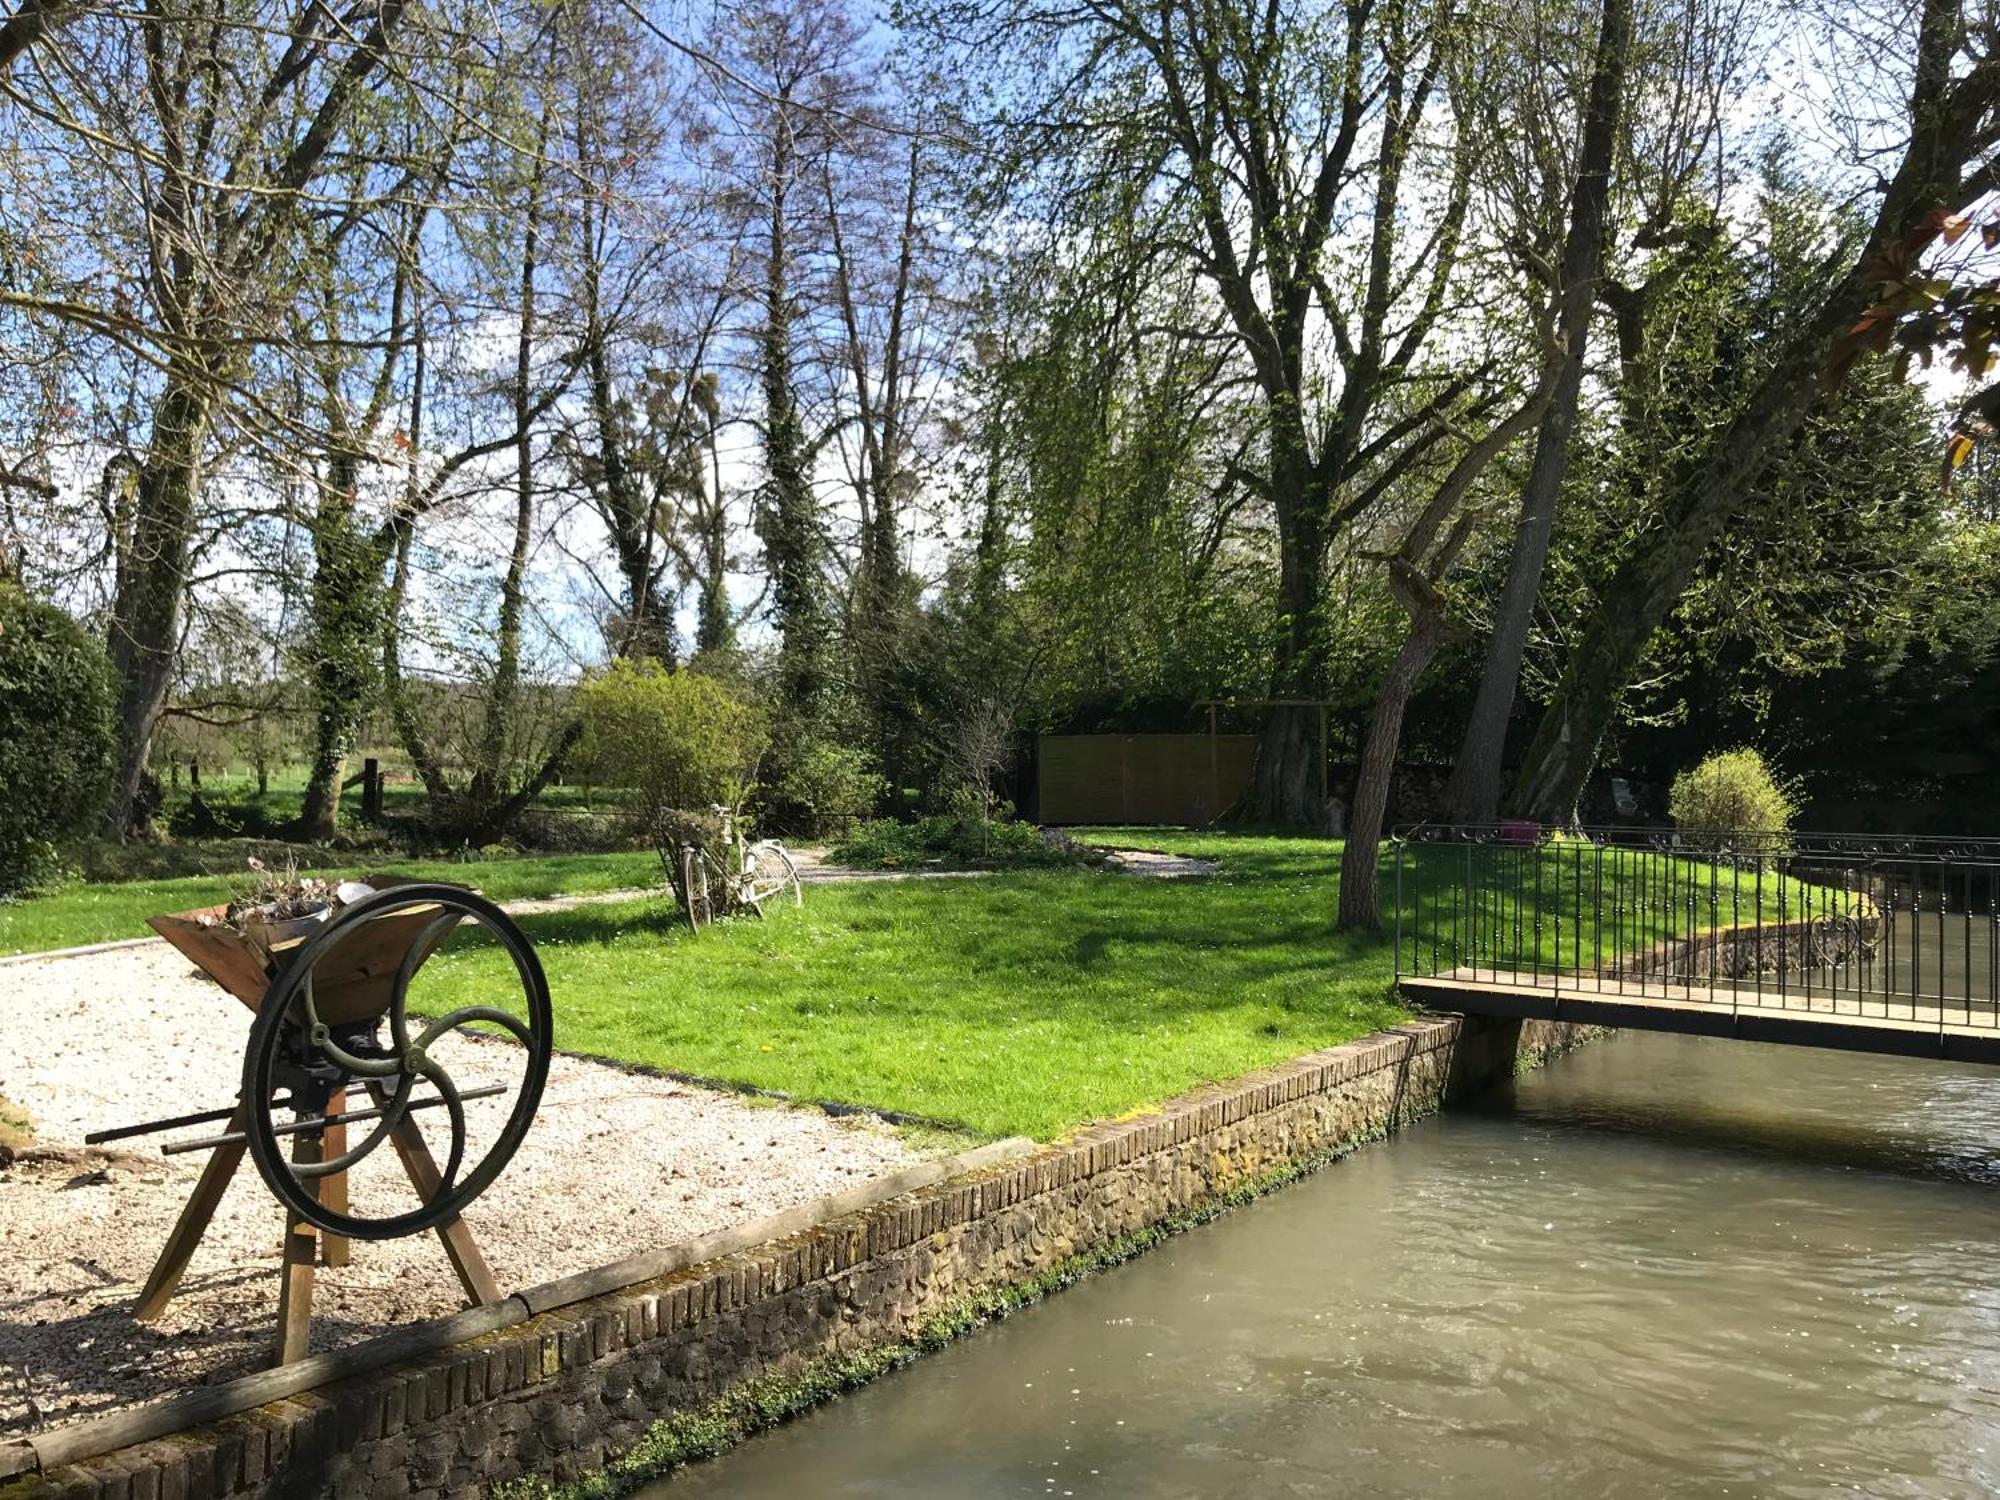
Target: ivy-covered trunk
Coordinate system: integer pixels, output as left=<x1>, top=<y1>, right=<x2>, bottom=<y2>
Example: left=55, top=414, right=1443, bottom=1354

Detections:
left=105, top=375, right=210, bottom=839
left=297, top=459, right=385, bottom=841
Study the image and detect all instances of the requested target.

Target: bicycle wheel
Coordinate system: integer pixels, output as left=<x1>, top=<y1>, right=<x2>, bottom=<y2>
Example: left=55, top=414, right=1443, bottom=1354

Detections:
left=679, top=846, right=709, bottom=931
left=742, top=840, right=802, bottom=910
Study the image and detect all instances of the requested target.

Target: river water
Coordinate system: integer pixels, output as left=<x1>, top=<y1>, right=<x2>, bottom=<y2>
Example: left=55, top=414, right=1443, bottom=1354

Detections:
left=653, top=1033, right=2000, bottom=1498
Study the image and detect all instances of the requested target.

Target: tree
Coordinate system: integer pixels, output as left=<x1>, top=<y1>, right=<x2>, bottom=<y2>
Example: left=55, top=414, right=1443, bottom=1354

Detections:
left=1442, top=0, right=1633, bottom=822
left=0, top=583, right=115, bottom=888
left=1335, top=372, right=1557, bottom=929
left=921, top=0, right=1499, bottom=823
left=1507, top=0, right=2000, bottom=821
left=13, top=0, right=424, bottom=836
left=575, top=658, right=768, bottom=817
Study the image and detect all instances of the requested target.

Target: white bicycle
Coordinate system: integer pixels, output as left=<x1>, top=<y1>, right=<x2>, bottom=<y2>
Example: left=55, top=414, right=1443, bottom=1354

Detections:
left=670, top=806, right=802, bottom=931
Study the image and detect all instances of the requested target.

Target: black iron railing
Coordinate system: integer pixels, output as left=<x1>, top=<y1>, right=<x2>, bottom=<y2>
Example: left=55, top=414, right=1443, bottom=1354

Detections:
left=1392, top=825, right=2000, bottom=1026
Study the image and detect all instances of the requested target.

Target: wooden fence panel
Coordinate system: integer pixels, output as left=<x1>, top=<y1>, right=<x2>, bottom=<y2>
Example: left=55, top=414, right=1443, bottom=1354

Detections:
left=1035, top=734, right=1256, bottom=825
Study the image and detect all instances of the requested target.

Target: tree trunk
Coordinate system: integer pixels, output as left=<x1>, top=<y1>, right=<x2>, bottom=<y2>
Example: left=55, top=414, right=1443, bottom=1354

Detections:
left=1247, top=423, right=1326, bottom=824
left=104, top=378, right=209, bottom=839
left=1506, top=354, right=1830, bottom=821
left=298, top=457, right=383, bottom=841
left=574, top=103, right=671, bottom=666
left=1445, top=0, right=1631, bottom=822
left=759, top=100, right=831, bottom=725
left=695, top=422, right=731, bottom=655
left=457, top=719, right=582, bottom=846
left=0, top=0, right=71, bottom=73
left=381, top=525, right=453, bottom=806
left=474, top=132, right=545, bottom=806
left=1339, top=612, right=1443, bottom=930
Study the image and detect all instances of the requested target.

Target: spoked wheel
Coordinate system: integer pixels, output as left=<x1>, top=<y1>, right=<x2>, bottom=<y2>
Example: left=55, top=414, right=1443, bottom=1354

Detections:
left=241, top=884, right=553, bottom=1241
left=740, top=840, right=802, bottom=915
left=678, top=846, right=714, bottom=931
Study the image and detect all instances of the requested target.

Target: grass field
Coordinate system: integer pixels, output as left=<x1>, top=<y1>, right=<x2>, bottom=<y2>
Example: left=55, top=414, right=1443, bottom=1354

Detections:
left=410, top=831, right=1408, bottom=1141
left=9, top=826, right=1818, bottom=1141
left=155, top=755, right=626, bottom=823
left=0, top=849, right=661, bottom=955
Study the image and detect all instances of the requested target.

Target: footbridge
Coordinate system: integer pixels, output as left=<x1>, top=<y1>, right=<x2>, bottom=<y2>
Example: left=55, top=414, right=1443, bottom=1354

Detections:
left=1393, top=826, right=2000, bottom=1065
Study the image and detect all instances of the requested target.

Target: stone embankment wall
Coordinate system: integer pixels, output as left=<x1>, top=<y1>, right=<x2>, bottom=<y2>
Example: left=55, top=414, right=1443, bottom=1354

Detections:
left=1620, top=913, right=1881, bottom=983
left=1, top=1012, right=1584, bottom=1500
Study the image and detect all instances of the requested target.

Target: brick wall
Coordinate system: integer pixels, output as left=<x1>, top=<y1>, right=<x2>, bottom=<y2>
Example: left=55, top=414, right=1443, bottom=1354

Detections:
left=1, top=1014, right=1583, bottom=1500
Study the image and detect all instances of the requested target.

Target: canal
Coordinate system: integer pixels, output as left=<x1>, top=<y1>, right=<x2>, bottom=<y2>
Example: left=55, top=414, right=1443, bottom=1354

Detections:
left=653, top=1031, right=2000, bottom=1497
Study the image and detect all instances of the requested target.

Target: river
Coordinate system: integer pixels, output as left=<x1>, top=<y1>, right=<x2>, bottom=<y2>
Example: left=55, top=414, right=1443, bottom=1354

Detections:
left=652, top=1031, right=2000, bottom=1497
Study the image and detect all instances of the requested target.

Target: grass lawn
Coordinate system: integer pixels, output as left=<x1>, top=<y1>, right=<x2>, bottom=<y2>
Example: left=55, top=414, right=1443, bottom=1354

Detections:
left=9, top=825, right=1819, bottom=1142
left=151, top=756, right=629, bottom=824
left=0, top=849, right=661, bottom=956
left=413, top=830, right=1412, bottom=1141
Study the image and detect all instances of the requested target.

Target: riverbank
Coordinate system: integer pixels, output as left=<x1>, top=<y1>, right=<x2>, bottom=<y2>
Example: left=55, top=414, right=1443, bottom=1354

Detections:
left=0, top=1012, right=1590, bottom=1498
left=656, top=1030, right=2000, bottom=1498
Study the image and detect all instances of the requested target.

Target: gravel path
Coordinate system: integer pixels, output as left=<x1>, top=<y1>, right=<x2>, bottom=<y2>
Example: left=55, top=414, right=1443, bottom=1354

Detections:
left=0, top=942, right=922, bottom=1435
left=1097, top=848, right=1219, bottom=879
left=0, top=842, right=1215, bottom=1433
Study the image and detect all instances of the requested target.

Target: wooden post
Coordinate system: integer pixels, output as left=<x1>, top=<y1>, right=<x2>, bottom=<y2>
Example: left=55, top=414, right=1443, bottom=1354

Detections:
left=1208, top=704, right=1219, bottom=826
left=274, top=1130, right=323, bottom=1365
left=362, top=758, right=383, bottom=822
left=135, top=1103, right=252, bottom=1321
left=320, top=1088, right=350, bottom=1268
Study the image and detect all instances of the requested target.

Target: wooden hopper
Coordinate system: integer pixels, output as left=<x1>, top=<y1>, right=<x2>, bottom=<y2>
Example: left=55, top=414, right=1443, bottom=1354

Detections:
left=147, top=874, right=466, bottom=1027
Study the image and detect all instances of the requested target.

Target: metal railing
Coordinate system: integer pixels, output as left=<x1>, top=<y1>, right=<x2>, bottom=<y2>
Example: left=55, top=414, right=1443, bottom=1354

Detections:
left=1392, top=824, right=2000, bottom=1027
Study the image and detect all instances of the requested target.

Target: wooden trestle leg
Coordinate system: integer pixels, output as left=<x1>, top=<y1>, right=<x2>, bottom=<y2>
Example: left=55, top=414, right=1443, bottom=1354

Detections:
left=274, top=1128, right=324, bottom=1364
left=134, top=1101, right=252, bottom=1321
left=320, top=1087, right=350, bottom=1267
left=365, top=1080, right=503, bottom=1307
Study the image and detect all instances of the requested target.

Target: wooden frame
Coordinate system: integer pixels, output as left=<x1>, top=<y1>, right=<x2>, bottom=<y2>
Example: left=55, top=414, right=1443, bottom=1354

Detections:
left=136, top=880, right=504, bottom=1365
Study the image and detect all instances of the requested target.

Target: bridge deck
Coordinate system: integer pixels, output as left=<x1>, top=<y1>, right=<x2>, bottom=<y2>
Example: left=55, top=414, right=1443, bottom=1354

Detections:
left=1400, top=972, right=2000, bottom=1065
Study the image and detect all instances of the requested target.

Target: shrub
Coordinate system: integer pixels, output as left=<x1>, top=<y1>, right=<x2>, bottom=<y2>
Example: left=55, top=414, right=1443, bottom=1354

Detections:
left=758, top=730, right=886, bottom=839
left=574, top=660, right=767, bottom=820
left=1668, top=748, right=1800, bottom=847
left=0, top=586, right=117, bottom=892
left=831, top=807, right=1101, bottom=871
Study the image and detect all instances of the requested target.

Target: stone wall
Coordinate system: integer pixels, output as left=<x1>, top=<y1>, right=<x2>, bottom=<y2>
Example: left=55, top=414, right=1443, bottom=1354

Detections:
left=1619, top=912, right=1881, bottom=983
left=0, top=1013, right=1583, bottom=1500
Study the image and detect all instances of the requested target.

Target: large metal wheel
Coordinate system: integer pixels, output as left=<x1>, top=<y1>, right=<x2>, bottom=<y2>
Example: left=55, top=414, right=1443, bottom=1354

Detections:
left=241, top=883, right=552, bottom=1240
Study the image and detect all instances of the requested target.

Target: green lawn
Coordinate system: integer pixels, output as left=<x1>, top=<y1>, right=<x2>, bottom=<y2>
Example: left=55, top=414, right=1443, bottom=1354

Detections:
left=154, top=756, right=629, bottom=823
left=412, top=830, right=1410, bottom=1141
left=0, top=849, right=661, bottom=955
left=10, top=825, right=1821, bottom=1143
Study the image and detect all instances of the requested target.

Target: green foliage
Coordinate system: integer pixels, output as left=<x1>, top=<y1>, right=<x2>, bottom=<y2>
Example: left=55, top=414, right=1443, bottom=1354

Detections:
left=0, top=587, right=117, bottom=893
left=757, top=727, right=886, bottom=837
left=575, top=660, right=767, bottom=817
left=1668, top=748, right=1800, bottom=839
left=831, top=806, right=1099, bottom=870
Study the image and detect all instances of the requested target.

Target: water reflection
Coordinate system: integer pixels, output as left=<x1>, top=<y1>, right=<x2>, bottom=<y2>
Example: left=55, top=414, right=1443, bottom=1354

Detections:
left=653, top=1032, right=2000, bottom=1498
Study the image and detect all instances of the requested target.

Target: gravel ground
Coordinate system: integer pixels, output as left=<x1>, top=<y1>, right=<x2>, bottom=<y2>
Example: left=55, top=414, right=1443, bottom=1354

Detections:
left=0, top=942, right=923, bottom=1435
left=1097, top=848, right=1218, bottom=879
